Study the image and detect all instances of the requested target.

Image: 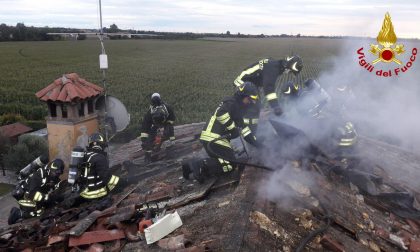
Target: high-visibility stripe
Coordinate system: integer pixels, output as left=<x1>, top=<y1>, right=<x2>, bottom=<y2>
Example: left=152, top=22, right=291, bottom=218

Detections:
left=80, top=187, right=107, bottom=199
left=169, top=136, right=176, bottom=140
left=200, top=132, right=232, bottom=148
left=107, top=175, right=119, bottom=191
left=339, top=138, right=357, bottom=146
left=217, top=113, right=230, bottom=124
left=266, top=93, right=278, bottom=101
left=241, top=126, right=252, bottom=137
left=140, top=133, right=149, bottom=138
left=218, top=158, right=233, bottom=172
left=205, top=115, right=217, bottom=132
left=18, top=199, right=36, bottom=207
left=244, top=118, right=258, bottom=125
left=34, top=191, right=43, bottom=202
left=201, top=107, right=234, bottom=148
left=226, top=122, right=236, bottom=130
left=81, top=175, right=120, bottom=199
left=167, top=120, right=174, bottom=124
left=234, top=63, right=261, bottom=86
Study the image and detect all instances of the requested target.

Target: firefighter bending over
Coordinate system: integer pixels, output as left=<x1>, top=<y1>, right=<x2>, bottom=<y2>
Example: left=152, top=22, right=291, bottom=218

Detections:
left=8, top=159, right=65, bottom=225
left=140, top=93, right=176, bottom=164
left=234, top=56, right=303, bottom=130
left=182, top=82, right=262, bottom=183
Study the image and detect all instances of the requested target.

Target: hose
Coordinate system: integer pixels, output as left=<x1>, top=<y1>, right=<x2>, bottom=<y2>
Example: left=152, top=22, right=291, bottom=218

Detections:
left=206, top=136, right=275, bottom=172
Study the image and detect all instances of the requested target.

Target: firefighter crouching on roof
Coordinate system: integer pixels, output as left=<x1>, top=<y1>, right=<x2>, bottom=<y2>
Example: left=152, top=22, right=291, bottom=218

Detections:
left=182, top=82, right=263, bottom=183
left=139, top=93, right=176, bottom=164
left=8, top=159, right=65, bottom=225
left=233, top=55, right=303, bottom=132
left=76, top=133, right=120, bottom=200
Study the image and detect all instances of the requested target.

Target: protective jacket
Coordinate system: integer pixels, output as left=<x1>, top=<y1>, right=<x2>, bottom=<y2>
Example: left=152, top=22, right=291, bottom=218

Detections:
left=200, top=96, right=258, bottom=148
left=79, top=150, right=119, bottom=199
left=234, top=58, right=286, bottom=109
left=140, top=103, right=176, bottom=141
left=18, top=167, right=61, bottom=217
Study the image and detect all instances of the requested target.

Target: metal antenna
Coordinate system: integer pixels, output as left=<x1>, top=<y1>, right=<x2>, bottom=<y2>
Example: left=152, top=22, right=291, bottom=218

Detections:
left=98, top=0, right=111, bottom=152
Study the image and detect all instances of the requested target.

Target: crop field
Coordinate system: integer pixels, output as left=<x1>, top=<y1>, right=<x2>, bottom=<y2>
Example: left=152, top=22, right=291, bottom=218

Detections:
left=0, top=38, right=344, bottom=132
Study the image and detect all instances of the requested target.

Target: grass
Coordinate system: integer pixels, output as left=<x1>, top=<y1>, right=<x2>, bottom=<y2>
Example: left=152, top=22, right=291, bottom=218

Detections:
left=0, top=38, right=344, bottom=129
left=0, top=183, right=13, bottom=197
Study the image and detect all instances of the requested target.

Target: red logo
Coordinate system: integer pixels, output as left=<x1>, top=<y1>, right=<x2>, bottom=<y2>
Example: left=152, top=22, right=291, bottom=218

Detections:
left=356, top=12, right=417, bottom=77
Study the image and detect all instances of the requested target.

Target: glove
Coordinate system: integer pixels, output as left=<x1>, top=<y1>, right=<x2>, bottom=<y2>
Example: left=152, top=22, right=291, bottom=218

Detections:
left=285, top=55, right=303, bottom=75
left=273, top=106, right=283, bottom=116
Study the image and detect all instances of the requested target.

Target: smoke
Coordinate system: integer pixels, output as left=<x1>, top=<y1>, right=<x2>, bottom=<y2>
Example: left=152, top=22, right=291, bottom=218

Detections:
left=318, top=38, right=420, bottom=150
left=255, top=38, right=420, bottom=207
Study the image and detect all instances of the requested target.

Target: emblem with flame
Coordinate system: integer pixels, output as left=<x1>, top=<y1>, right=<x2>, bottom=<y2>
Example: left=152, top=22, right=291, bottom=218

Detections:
left=369, top=12, right=405, bottom=65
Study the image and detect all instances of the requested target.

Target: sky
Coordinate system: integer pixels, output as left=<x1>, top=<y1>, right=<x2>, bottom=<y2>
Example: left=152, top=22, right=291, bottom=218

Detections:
left=1, top=0, right=419, bottom=38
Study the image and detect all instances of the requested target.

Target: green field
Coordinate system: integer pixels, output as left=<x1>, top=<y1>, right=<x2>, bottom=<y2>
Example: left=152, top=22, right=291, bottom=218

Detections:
left=0, top=183, right=13, bottom=197
left=0, top=38, right=343, bottom=134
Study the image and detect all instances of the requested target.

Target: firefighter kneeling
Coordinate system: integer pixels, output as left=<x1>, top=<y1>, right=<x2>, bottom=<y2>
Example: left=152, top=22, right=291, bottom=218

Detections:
left=183, top=82, right=263, bottom=183
left=73, top=133, right=120, bottom=201
left=8, top=159, right=64, bottom=225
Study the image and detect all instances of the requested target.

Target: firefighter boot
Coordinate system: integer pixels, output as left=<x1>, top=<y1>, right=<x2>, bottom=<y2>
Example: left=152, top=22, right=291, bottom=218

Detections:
left=8, top=207, right=22, bottom=225
left=191, top=158, right=206, bottom=183
left=144, top=151, right=152, bottom=164
left=182, top=159, right=192, bottom=180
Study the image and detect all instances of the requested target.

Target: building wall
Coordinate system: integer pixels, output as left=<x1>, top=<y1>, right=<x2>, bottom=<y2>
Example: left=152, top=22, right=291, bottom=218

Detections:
left=46, top=115, right=99, bottom=177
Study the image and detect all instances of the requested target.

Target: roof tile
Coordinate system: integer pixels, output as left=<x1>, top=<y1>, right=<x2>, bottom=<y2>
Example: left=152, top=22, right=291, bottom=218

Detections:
left=35, top=73, right=104, bottom=103
left=0, top=122, right=33, bottom=138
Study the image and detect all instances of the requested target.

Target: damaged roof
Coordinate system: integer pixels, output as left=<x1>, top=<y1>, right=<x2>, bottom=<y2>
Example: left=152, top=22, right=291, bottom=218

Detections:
left=2, top=119, right=420, bottom=251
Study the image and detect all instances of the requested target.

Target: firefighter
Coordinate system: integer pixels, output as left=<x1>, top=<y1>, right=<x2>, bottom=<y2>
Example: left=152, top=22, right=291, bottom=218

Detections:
left=78, top=133, right=120, bottom=200
left=234, top=56, right=303, bottom=130
left=279, top=78, right=331, bottom=117
left=140, top=93, right=176, bottom=164
left=8, top=159, right=64, bottom=225
left=182, top=82, right=262, bottom=183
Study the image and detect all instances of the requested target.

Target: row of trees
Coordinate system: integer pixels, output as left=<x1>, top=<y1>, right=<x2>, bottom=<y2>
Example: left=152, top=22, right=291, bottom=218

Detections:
left=1, top=23, right=326, bottom=42
left=0, top=23, right=83, bottom=42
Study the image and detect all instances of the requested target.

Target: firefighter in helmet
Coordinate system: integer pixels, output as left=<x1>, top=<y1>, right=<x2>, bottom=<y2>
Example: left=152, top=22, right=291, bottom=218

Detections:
left=233, top=55, right=303, bottom=131
left=78, top=133, right=120, bottom=200
left=8, top=159, right=65, bottom=224
left=183, top=82, right=262, bottom=182
left=140, top=93, right=176, bottom=163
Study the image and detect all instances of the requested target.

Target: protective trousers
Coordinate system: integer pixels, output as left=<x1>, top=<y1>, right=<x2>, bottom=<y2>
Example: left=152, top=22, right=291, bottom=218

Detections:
left=201, top=140, right=236, bottom=175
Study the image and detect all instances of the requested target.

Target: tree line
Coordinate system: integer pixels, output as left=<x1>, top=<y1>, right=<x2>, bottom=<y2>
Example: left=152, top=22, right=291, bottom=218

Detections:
left=0, top=23, right=83, bottom=42
left=0, top=23, right=354, bottom=42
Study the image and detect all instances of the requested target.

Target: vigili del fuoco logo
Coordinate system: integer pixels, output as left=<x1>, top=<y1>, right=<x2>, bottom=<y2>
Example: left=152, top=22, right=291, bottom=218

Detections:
left=356, top=12, right=417, bottom=77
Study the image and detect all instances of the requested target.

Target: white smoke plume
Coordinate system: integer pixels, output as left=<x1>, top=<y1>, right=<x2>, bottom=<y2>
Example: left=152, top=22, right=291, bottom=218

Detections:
left=255, top=37, right=419, bottom=206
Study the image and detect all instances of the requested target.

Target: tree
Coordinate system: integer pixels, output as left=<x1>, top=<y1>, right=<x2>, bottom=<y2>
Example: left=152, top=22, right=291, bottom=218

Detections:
left=0, top=113, right=26, bottom=126
left=226, top=31, right=231, bottom=36
left=0, top=133, right=10, bottom=175
left=109, top=24, right=119, bottom=33
left=3, top=135, right=48, bottom=172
